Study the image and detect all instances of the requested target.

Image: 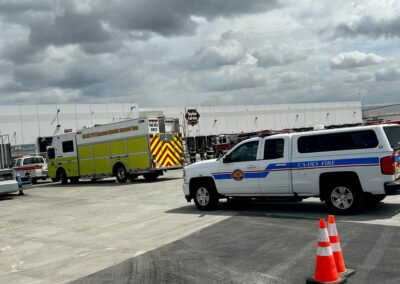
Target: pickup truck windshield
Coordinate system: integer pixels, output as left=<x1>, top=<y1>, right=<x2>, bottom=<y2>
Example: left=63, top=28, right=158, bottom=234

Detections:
left=384, top=126, right=400, bottom=150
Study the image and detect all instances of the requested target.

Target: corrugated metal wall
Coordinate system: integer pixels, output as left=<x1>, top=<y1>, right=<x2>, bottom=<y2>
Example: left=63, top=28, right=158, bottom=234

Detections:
left=0, top=101, right=362, bottom=145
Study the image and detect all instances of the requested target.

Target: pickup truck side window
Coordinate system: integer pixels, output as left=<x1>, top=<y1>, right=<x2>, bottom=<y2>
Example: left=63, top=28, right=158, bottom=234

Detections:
left=264, top=139, right=284, bottom=159
left=229, top=141, right=259, bottom=162
left=298, top=130, right=378, bottom=153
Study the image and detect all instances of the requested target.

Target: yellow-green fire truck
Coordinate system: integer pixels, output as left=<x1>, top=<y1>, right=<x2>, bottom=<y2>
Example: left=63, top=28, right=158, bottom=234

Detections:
left=47, top=117, right=183, bottom=184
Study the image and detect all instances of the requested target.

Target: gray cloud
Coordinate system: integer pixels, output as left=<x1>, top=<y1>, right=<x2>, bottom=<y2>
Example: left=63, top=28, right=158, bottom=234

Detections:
left=375, top=68, right=400, bottom=82
left=335, top=16, right=400, bottom=38
left=330, top=51, right=387, bottom=69
left=344, top=72, right=373, bottom=84
left=253, top=46, right=308, bottom=68
left=1, top=0, right=280, bottom=56
left=176, top=31, right=247, bottom=70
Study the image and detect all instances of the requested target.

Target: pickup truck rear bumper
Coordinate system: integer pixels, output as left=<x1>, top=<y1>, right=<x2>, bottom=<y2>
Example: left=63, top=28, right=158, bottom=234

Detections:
left=384, top=180, right=400, bottom=195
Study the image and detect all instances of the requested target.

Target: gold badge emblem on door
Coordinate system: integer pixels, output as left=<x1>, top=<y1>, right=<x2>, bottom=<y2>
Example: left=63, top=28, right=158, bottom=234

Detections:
left=232, top=169, right=244, bottom=181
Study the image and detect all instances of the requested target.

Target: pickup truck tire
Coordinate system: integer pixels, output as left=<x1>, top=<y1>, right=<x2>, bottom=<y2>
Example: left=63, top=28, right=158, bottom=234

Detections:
left=193, top=183, right=219, bottom=210
left=325, top=183, right=364, bottom=214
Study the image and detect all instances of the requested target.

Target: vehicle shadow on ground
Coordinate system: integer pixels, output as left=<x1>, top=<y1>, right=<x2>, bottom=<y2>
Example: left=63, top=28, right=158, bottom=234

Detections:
left=166, top=199, right=400, bottom=222
left=33, top=176, right=181, bottom=188
left=0, top=194, right=16, bottom=201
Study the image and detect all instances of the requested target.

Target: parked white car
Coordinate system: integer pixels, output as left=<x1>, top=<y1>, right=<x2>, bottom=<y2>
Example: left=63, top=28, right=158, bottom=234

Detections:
left=0, top=169, right=20, bottom=195
left=12, top=156, right=48, bottom=184
left=182, top=124, right=400, bottom=214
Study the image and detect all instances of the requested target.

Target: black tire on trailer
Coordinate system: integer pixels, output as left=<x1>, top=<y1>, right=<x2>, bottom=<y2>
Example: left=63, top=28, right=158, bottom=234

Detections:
left=59, top=169, right=68, bottom=184
left=325, top=181, right=365, bottom=215
left=193, top=182, right=219, bottom=211
left=143, top=172, right=159, bottom=181
left=115, top=164, right=128, bottom=183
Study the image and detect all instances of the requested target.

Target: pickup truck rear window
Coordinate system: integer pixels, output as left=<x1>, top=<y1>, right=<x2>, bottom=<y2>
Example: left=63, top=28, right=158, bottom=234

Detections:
left=383, top=126, right=400, bottom=150
left=23, top=157, right=44, bottom=165
left=298, top=130, right=378, bottom=153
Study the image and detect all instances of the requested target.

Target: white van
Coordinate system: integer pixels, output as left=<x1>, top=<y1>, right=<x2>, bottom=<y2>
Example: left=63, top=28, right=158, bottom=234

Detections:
left=182, top=125, right=400, bottom=214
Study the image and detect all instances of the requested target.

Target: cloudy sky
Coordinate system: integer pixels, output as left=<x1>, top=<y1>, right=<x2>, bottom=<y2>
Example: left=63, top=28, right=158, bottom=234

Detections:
left=0, top=0, right=399, bottom=107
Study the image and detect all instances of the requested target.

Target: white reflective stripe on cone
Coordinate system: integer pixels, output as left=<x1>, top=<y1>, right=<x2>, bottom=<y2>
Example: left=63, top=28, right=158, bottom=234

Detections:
left=330, top=242, right=342, bottom=252
left=317, top=246, right=333, bottom=256
left=328, top=223, right=338, bottom=236
left=318, top=228, right=330, bottom=242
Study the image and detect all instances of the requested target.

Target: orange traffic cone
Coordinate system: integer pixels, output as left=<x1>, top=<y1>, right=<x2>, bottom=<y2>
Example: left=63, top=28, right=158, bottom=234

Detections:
left=306, top=219, right=346, bottom=284
left=328, top=215, right=355, bottom=278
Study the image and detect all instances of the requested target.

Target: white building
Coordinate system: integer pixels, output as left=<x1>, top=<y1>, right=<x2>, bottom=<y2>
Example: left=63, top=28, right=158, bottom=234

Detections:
left=0, top=101, right=362, bottom=147
left=362, top=104, right=400, bottom=123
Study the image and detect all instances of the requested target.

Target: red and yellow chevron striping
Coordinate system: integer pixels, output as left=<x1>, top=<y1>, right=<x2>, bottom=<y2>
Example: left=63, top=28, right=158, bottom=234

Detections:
left=150, top=133, right=183, bottom=168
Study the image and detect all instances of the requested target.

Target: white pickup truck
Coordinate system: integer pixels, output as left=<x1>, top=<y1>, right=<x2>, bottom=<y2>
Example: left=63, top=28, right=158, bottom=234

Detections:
left=182, top=125, right=400, bottom=214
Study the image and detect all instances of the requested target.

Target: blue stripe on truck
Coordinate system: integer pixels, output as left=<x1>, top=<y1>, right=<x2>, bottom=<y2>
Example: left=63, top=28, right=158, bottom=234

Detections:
left=212, top=157, right=380, bottom=180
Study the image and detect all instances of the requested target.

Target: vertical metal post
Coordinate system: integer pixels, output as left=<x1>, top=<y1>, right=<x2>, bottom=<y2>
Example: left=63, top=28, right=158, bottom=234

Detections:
left=37, top=105, right=41, bottom=137
left=18, top=106, right=24, bottom=144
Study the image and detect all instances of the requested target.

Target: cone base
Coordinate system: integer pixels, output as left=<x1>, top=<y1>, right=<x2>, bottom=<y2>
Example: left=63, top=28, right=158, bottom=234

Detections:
left=306, top=276, right=347, bottom=284
left=339, top=269, right=355, bottom=278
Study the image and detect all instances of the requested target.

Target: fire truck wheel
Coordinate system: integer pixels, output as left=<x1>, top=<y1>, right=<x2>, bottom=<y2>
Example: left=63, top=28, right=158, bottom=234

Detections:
left=59, top=169, right=68, bottom=184
left=115, top=164, right=128, bottom=183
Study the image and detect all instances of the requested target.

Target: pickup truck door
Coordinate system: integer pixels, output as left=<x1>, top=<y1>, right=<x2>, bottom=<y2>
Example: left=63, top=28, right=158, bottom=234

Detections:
left=258, top=137, right=291, bottom=194
left=215, top=139, right=261, bottom=194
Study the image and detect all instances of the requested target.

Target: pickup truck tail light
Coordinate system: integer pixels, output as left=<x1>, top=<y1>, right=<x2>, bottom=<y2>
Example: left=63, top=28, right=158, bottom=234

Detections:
left=381, top=155, right=395, bottom=175
left=34, top=165, right=43, bottom=169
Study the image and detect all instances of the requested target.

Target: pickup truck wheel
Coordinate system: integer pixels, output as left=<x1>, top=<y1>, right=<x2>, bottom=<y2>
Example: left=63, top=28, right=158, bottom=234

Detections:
left=60, top=169, right=68, bottom=185
left=325, top=183, right=364, bottom=214
left=193, top=184, right=219, bottom=211
left=115, top=165, right=128, bottom=183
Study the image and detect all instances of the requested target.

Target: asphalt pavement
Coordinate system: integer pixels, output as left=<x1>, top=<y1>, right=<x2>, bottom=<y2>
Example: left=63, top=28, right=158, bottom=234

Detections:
left=72, top=214, right=400, bottom=284
left=1, top=170, right=400, bottom=283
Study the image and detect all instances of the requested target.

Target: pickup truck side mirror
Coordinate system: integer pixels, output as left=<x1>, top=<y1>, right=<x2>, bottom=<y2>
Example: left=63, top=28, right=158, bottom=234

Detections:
left=223, top=156, right=231, bottom=163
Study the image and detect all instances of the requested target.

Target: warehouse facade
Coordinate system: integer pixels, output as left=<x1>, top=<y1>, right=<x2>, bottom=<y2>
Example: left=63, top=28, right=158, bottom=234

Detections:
left=0, top=101, right=362, bottom=148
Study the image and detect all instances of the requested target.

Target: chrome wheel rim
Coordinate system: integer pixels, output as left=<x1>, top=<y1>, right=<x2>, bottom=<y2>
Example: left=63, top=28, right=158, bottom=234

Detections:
left=117, top=168, right=126, bottom=180
left=196, top=187, right=210, bottom=206
left=331, top=186, right=354, bottom=210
